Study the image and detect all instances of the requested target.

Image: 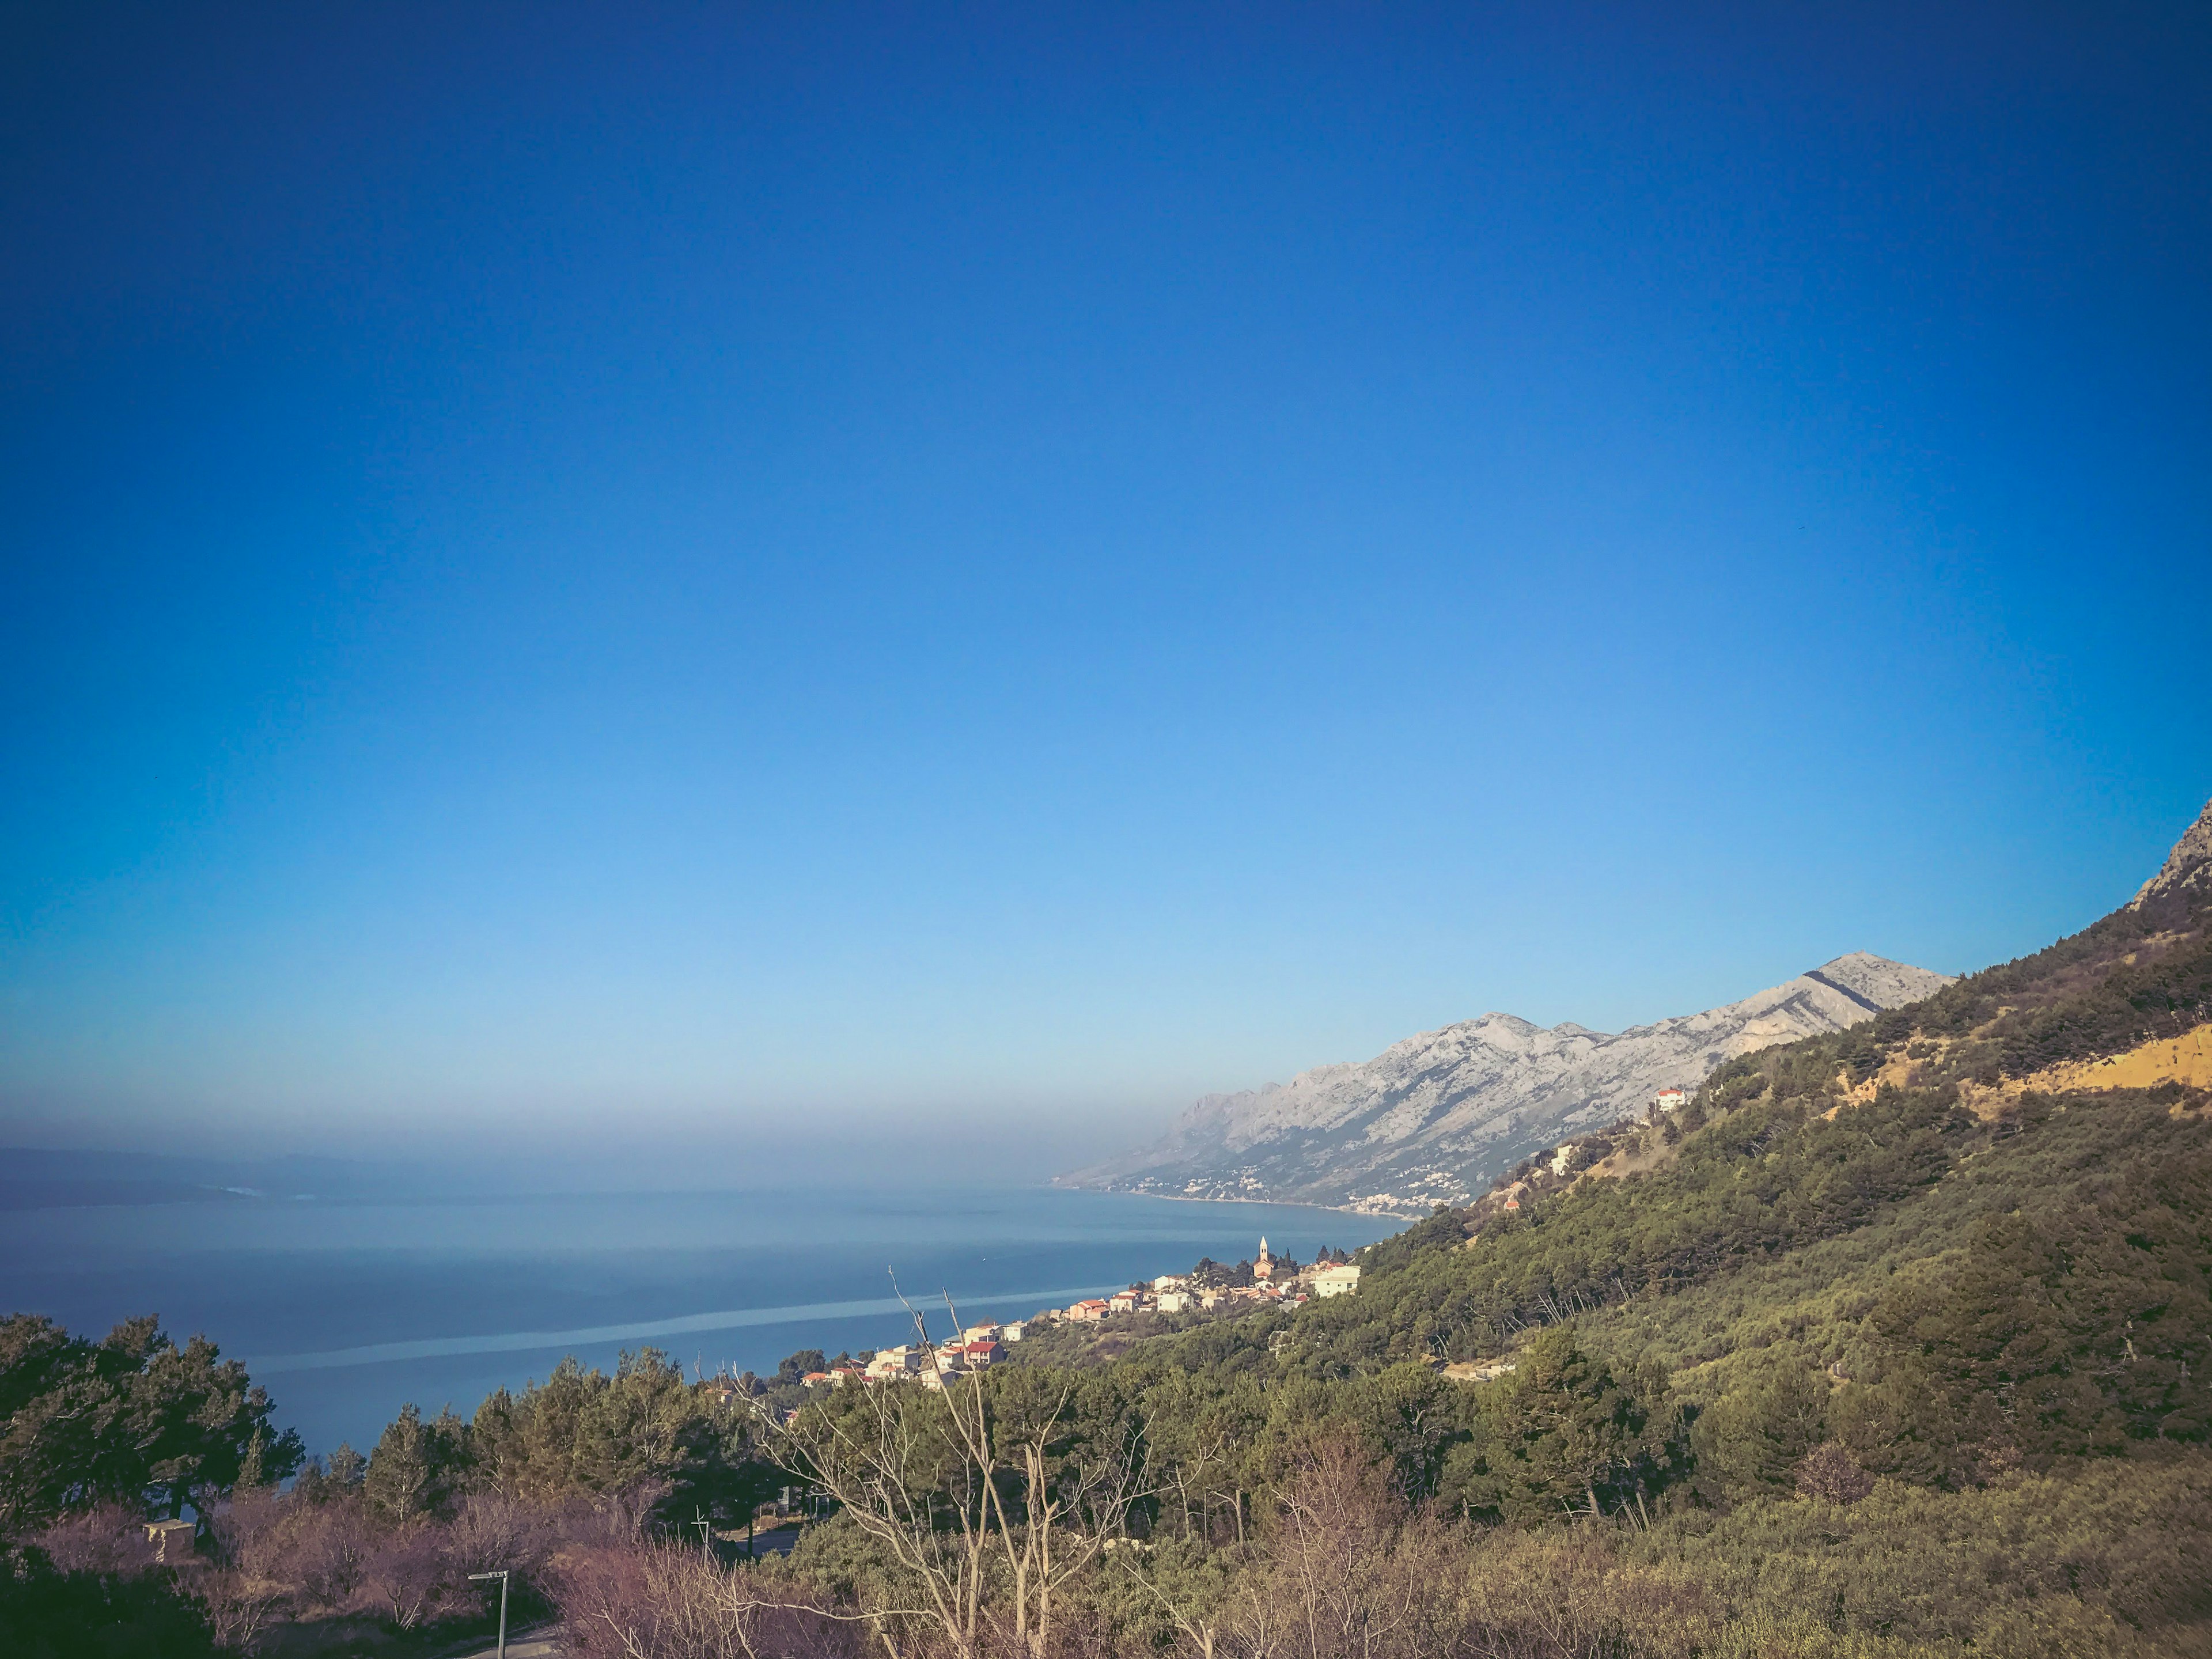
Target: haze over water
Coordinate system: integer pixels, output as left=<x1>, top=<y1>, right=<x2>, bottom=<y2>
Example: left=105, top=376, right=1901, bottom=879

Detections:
left=0, top=1180, right=1400, bottom=1457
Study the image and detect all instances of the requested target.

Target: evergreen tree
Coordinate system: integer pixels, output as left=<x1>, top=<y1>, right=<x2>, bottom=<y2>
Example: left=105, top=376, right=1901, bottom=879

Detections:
left=1442, top=1327, right=1685, bottom=1523
left=363, top=1404, right=470, bottom=1523
left=0, top=1315, right=301, bottom=1529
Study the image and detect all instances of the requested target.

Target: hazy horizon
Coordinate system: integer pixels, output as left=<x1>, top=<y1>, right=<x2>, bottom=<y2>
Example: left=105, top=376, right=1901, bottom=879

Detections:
left=5, top=5, right=2210, bottom=1171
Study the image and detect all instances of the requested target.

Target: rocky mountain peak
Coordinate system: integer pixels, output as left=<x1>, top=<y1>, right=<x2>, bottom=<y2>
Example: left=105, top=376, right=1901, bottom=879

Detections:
left=2131, top=796, right=2212, bottom=913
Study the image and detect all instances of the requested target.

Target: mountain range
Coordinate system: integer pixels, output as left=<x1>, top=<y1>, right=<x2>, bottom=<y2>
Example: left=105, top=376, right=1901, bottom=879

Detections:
left=1060, top=950, right=1954, bottom=1215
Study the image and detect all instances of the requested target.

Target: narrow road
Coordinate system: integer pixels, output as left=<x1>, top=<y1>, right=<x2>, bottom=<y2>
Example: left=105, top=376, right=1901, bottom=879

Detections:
left=450, top=1629, right=561, bottom=1657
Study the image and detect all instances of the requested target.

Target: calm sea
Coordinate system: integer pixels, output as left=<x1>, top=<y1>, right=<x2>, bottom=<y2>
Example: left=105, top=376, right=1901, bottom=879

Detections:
left=0, top=1184, right=1402, bottom=1457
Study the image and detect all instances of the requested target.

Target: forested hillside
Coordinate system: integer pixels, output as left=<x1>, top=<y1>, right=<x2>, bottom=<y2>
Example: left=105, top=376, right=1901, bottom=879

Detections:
left=5, top=801, right=2211, bottom=1658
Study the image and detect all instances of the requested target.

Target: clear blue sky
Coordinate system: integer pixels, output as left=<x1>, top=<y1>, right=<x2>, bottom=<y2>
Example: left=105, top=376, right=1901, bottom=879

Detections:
left=3, top=3, right=2208, bottom=1181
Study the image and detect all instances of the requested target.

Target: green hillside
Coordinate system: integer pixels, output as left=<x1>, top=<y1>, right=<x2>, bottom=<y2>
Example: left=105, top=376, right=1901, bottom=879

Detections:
left=974, top=800, right=2212, bottom=1652
left=6, top=802, right=2211, bottom=1657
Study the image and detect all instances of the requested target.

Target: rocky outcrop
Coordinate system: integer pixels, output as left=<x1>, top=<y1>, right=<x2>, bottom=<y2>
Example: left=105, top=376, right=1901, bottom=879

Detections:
left=1060, top=952, right=1953, bottom=1214
left=2131, top=797, right=2212, bottom=914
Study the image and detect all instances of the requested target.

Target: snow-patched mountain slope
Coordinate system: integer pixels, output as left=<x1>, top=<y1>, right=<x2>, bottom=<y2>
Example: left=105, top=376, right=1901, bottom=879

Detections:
left=1059, top=952, right=1954, bottom=1215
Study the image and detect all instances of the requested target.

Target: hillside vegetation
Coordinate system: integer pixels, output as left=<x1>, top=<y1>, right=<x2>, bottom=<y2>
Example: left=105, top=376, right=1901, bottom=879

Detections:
left=5, top=802, right=2212, bottom=1658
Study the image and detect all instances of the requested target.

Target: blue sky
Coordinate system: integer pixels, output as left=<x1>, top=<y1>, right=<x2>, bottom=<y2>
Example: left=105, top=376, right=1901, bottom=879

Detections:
left=3, top=3, right=2208, bottom=1179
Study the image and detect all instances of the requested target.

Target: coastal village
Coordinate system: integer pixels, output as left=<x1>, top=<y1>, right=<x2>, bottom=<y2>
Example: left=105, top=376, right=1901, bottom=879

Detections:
left=1050, top=1236, right=1363, bottom=1327
left=684, top=1075, right=1965, bottom=1559
left=712, top=1237, right=1363, bottom=1416
left=700, top=1080, right=1718, bottom=1439
left=712, top=1083, right=1709, bottom=1422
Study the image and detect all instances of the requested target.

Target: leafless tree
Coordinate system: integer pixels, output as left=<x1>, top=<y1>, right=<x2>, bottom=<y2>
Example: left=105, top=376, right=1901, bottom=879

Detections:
left=363, top=1522, right=448, bottom=1630
left=29, top=1503, right=156, bottom=1575
left=445, top=1486, right=566, bottom=1577
left=196, top=1567, right=287, bottom=1654
left=555, top=1542, right=862, bottom=1659
left=1220, top=1442, right=1455, bottom=1659
left=292, top=1503, right=373, bottom=1612
left=764, top=1290, right=1148, bottom=1659
left=976, top=1368, right=1146, bottom=1659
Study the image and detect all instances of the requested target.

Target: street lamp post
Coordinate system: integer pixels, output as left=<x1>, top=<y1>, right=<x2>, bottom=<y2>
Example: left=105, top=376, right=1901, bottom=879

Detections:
left=468, top=1569, right=510, bottom=1659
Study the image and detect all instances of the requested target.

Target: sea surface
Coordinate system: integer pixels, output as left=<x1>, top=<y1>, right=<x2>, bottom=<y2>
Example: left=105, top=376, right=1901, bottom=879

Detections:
left=0, top=1183, right=1402, bottom=1457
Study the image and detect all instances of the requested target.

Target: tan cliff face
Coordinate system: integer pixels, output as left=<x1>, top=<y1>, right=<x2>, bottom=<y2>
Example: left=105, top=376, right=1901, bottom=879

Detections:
left=2024, top=1024, right=2212, bottom=1094
left=1817, top=795, right=2212, bottom=1122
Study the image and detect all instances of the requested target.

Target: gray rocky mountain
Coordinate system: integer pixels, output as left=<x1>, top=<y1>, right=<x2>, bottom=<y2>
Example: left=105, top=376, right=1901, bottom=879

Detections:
left=1060, top=952, right=1954, bottom=1215
left=2131, top=796, right=2212, bottom=913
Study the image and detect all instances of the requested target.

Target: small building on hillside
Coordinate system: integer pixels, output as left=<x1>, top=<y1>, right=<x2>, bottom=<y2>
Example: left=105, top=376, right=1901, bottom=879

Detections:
left=866, top=1347, right=923, bottom=1380
left=1156, top=1289, right=1192, bottom=1313
left=1109, top=1289, right=1143, bottom=1313
left=1068, top=1298, right=1111, bottom=1322
left=1001, top=1321, right=1027, bottom=1342
left=1654, top=1088, right=1690, bottom=1113
left=1312, top=1263, right=1363, bottom=1298
left=145, top=1519, right=196, bottom=1565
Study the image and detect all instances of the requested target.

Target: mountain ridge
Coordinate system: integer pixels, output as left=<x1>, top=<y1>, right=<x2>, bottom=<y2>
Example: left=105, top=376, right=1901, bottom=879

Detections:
left=1062, top=949, right=1955, bottom=1214
left=2133, top=795, right=2212, bottom=913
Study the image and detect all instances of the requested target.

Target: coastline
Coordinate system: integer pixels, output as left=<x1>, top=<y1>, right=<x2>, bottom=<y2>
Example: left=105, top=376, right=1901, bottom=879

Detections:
left=244, top=1281, right=1128, bottom=1374
left=1049, top=1179, right=1425, bottom=1224
left=16, top=1182, right=1406, bottom=1455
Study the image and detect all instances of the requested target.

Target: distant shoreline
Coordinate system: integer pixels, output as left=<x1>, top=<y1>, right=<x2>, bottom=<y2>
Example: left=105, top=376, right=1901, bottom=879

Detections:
left=1050, top=1180, right=1425, bottom=1224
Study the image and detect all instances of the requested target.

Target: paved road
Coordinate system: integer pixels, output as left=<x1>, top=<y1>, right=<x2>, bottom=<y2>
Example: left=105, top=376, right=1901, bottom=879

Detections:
left=450, top=1630, right=561, bottom=1657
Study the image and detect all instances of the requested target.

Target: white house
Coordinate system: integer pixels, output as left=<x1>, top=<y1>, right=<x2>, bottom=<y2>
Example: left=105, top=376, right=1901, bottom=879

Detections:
left=1654, top=1088, right=1690, bottom=1113
left=1156, top=1289, right=1192, bottom=1313
left=865, top=1347, right=923, bottom=1380
left=1312, top=1263, right=1363, bottom=1298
